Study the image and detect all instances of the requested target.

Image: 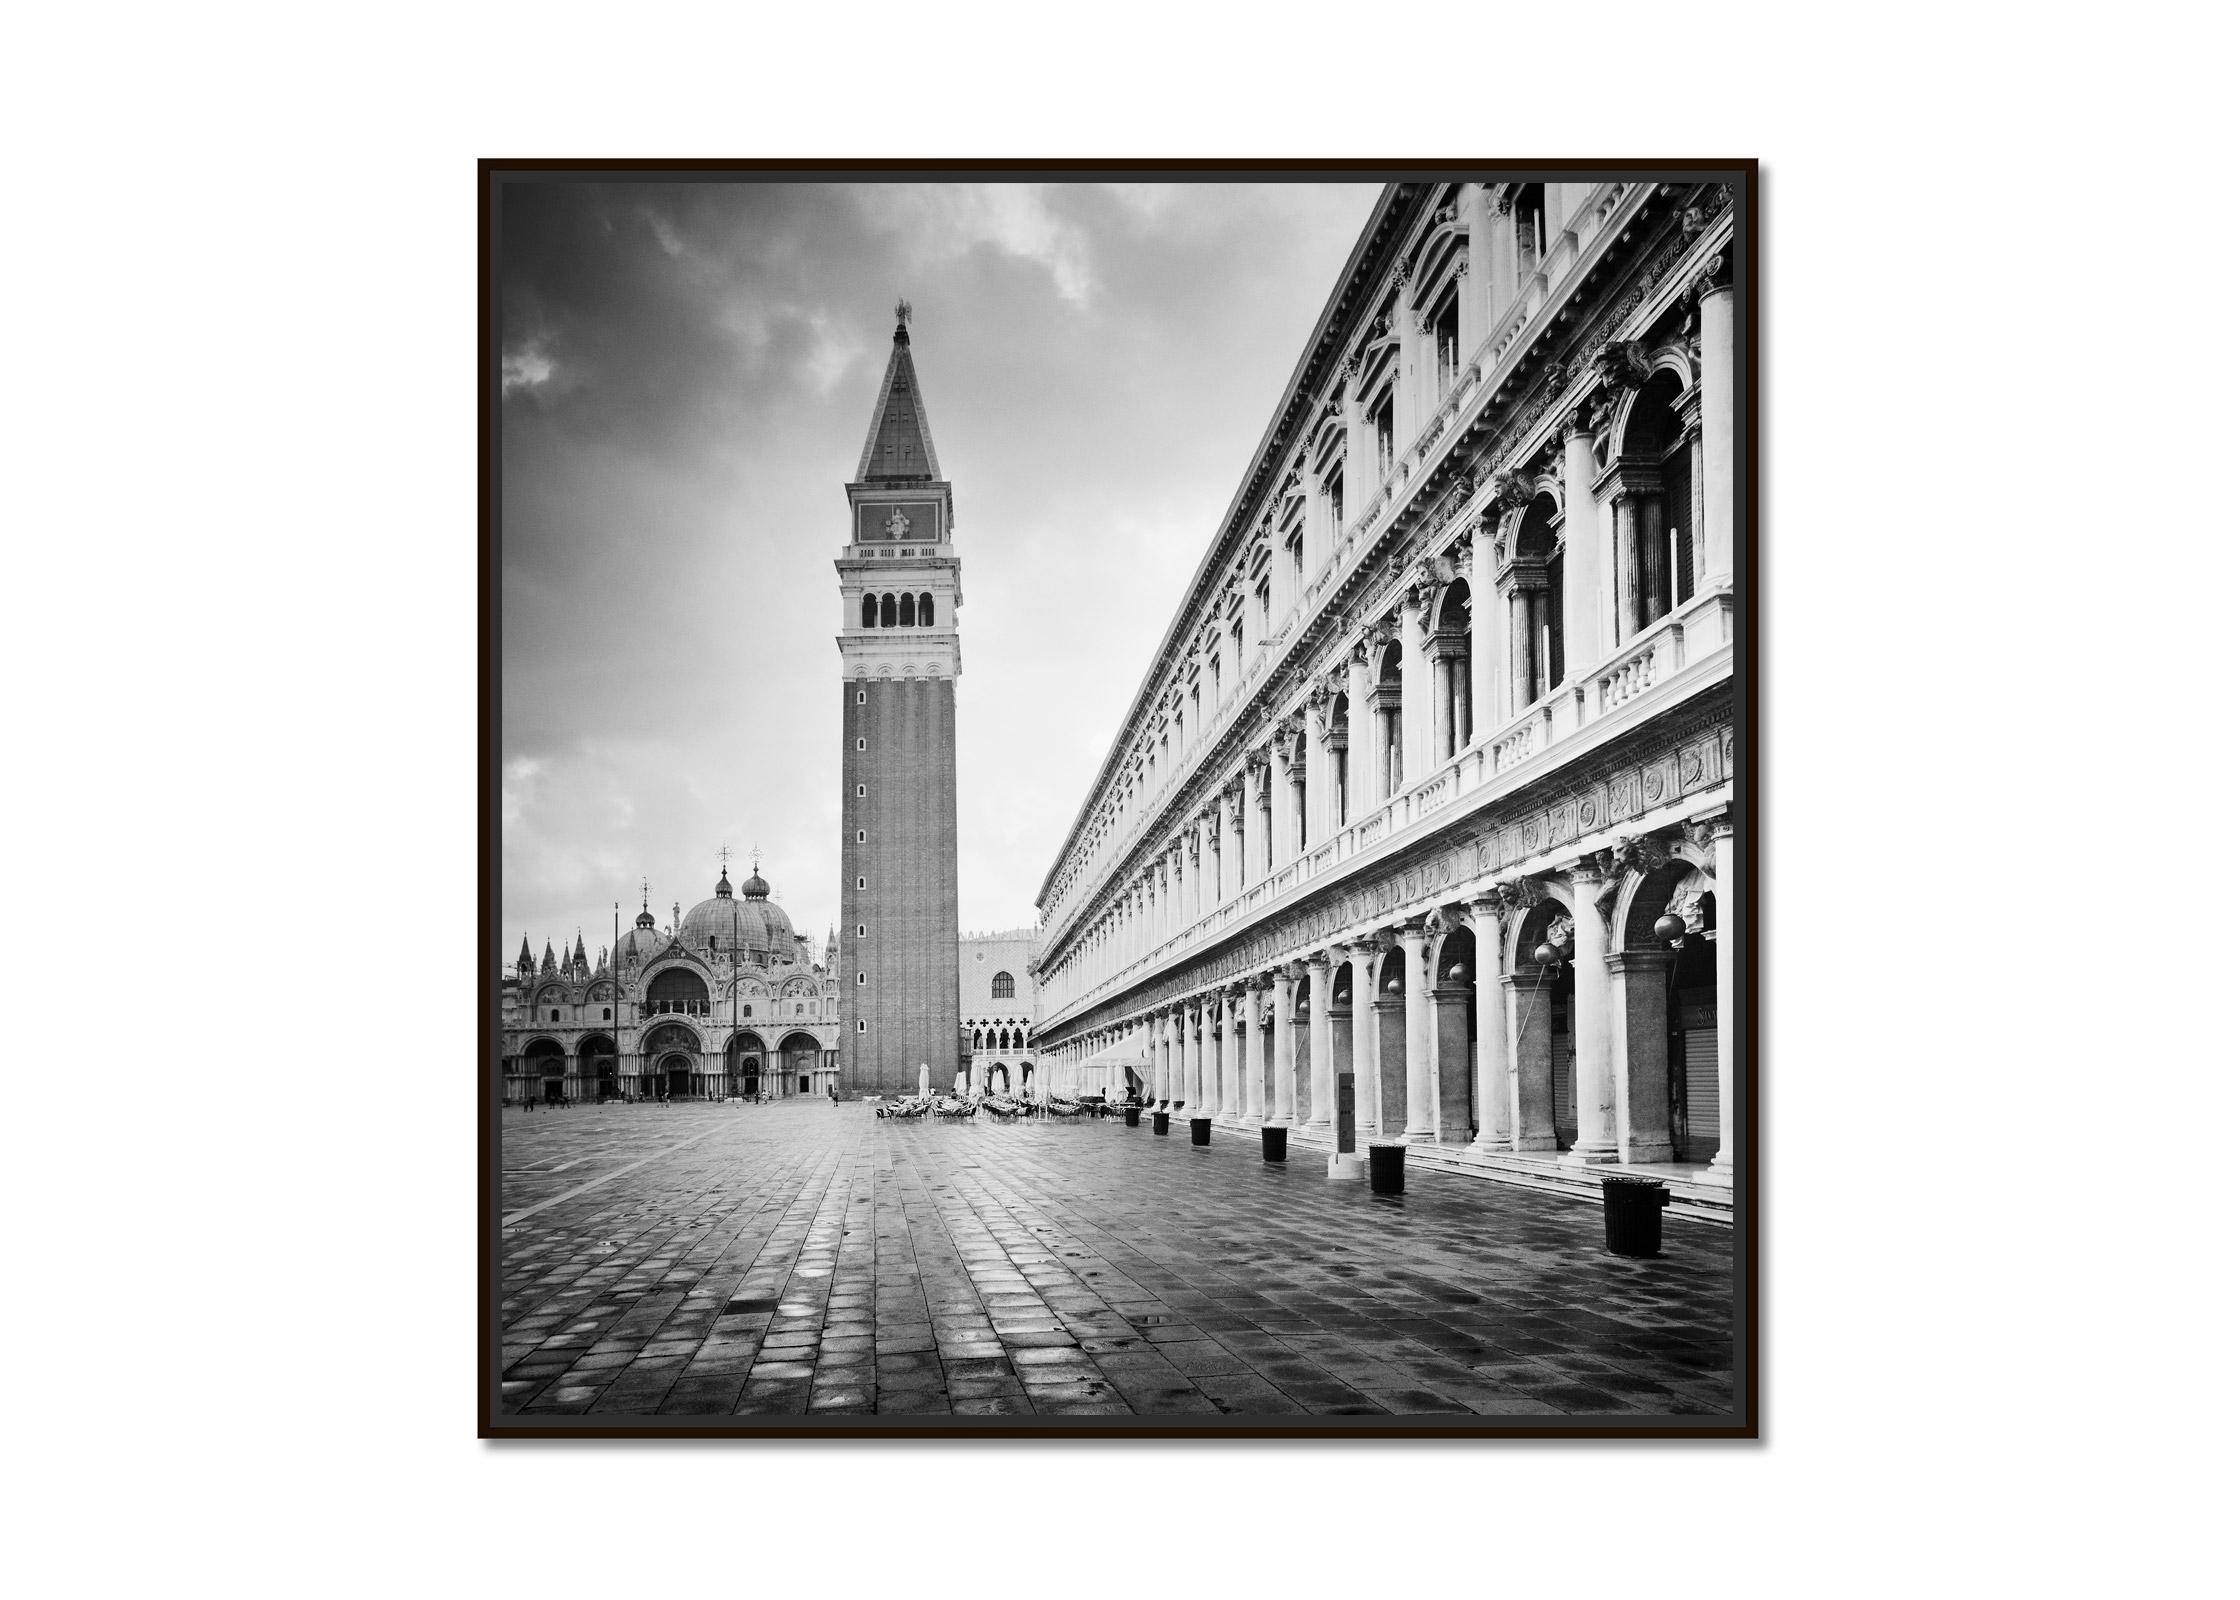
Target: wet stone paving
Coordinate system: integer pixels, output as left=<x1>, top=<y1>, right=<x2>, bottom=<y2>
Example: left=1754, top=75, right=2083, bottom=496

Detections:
left=497, top=1099, right=1736, bottom=1422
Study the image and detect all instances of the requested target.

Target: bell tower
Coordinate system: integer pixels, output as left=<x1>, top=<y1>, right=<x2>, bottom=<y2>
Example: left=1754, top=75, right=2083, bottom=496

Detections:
left=836, top=302, right=963, bottom=1095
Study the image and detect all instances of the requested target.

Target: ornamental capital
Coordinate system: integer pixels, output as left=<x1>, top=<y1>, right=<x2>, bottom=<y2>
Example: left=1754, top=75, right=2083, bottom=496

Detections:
left=1690, top=253, right=1732, bottom=302
left=1593, top=339, right=1652, bottom=393
left=1607, top=833, right=1669, bottom=878
left=1489, top=468, right=1534, bottom=510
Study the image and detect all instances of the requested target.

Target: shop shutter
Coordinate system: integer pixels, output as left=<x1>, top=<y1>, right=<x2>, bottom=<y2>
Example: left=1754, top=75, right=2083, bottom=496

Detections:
left=1553, top=993, right=1577, bottom=1145
left=1682, top=1028, right=1720, bottom=1163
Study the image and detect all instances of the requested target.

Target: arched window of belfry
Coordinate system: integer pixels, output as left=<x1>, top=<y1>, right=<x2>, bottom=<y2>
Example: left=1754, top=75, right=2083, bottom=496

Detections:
left=880, top=593, right=897, bottom=628
left=899, top=592, right=917, bottom=627
left=861, top=594, right=877, bottom=629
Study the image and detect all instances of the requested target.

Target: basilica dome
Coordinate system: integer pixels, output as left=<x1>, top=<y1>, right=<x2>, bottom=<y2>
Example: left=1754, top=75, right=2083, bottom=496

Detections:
left=618, top=910, right=673, bottom=969
left=678, top=868, right=798, bottom=965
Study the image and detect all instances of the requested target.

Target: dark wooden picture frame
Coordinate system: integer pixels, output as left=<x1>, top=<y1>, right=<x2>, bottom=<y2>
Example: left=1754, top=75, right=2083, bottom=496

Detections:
left=480, top=159, right=1758, bottom=1438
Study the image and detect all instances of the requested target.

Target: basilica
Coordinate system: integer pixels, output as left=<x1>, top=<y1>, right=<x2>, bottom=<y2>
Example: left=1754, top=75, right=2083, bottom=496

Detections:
left=499, top=862, right=841, bottom=1104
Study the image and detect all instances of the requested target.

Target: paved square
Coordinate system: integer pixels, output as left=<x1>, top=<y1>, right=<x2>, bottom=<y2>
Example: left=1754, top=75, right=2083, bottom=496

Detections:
left=497, top=1100, right=1735, bottom=1421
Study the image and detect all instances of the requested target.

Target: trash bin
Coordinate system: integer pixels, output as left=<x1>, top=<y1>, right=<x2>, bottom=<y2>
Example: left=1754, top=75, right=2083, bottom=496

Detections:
left=1189, top=1117, right=1211, bottom=1146
left=1123, top=1106, right=1141, bottom=1128
left=1261, top=1125, right=1288, bottom=1163
left=1152, top=1111, right=1170, bottom=1136
left=1600, top=1175, right=1670, bottom=1256
left=1368, top=1142, right=1406, bottom=1195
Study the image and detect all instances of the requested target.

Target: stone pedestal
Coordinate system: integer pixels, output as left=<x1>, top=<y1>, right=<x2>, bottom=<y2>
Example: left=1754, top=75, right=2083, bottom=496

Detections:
left=1327, top=1153, right=1367, bottom=1181
left=1432, top=982, right=1473, bottom=1144
left=1504, top=970, right=1558, bottom=1151
left=1608, top=950, right=1676, bottom=1165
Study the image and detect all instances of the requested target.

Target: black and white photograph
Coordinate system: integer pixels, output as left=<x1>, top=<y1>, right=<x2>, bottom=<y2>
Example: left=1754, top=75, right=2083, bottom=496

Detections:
left=484, top=165, right=1755, bottom=1434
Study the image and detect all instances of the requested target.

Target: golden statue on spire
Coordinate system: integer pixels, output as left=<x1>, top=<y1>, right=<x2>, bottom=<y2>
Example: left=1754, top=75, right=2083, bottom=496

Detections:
left=894, top=298, right=912, bottom=327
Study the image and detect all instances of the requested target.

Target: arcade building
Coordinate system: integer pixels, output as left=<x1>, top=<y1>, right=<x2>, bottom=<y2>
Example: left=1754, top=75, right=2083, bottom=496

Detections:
left=1029, top=178, right=1743, bottom=1212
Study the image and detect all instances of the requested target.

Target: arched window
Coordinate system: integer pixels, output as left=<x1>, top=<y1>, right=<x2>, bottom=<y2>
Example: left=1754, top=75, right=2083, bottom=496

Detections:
left=1617, top=369, right=1695, bottom=633
left=1329, top=691, right=1351, bottom=826
left=1374, top=641, right=1405, bottom=801
left=918, top=592, right=933, bottom=625
left=1433, top=581, right=1472, bottom=761
left=861, top=594, right=877, bottom=629
left=646, top=968, right=710, bottom=1017
left=991, top=971, right=1015, bottom=1000
left=879, top=593, right=897, bottom=628
left=1514, top=494, right=1565, bottom=708
left=1432, top=289, right=1461, bottom=393
left=1514, top=183, right=1547, bottom=277
left=899, top=592, right=917, bottom=627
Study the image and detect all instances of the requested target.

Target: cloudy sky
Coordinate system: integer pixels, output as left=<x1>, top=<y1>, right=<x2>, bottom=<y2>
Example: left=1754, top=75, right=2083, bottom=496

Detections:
left=499, top=179, right=1382, bottom=968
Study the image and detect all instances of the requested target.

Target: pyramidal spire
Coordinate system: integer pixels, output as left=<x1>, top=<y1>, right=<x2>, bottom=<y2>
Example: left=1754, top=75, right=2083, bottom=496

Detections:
left=854, top=301, right=941, bottom=482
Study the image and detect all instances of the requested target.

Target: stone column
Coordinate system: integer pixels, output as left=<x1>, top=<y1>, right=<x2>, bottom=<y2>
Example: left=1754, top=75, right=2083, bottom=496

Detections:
left=1609, top=950, right=1675, bottom=1164
left=1229, top=785, right=1247, bottom=900
left=1399, top=919, right=1435, bottom=1141
left=1269, top=966, right=1298, bottom=1125
left=1464, top=898, right=1513, bottom=1151
left=1709, top=815, right=1735, bottom=1175
left=1612, top=494, right=1642, bottom=642
left=1470, top=523, right=1501, bottom=741
left=1564, top=419, right=1603, bottom=667
left=1149, top=1010, right=1166, bottom=1104
left=1304, top=700, right=1328, bottom=849
left=1431, top=652, right=1455, bottom=764
left=1271, top=736, right=1295, bottom=866
left=1507, top=584, right=1534, bottom=717
left=1348, top=942, right=1382, bottom=1138
left=1243, top=980, right=1268, bottom=1123
left=1398, top=593, right=1427, bottom=788
left=1216, top=789, right=1236, bottom=904
left=1505, top=968, right=1558, bottom=1150
left=1207, top=989, right=1227, bottom=1120
left=1347, top=647, right=1373, bottom=813
left=1217, top=988, right=1240, bottom=1121
left=1305, top=951, right=1334, bottom=1133
left=1242, top=757, right=1266, bottom=890
left=1527, top=589, right=1552, bottom=702
left=1186, top=827, right=1203, bottom=927
left=1182, top=998, right=1203, bottom=1117
left=1461, top=186, right=1492, bottom=350
left=1699, top=279, right=1735, bottom=584
left=1560, top=862, right=1620, bottom=1164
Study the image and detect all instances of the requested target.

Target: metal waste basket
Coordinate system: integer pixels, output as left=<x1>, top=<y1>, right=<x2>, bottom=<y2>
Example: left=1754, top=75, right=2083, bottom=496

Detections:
left=1600, top=1175, right=1670, bottom=1256
left=1368, top=1142, right=1406, bottom=1195
left=1261, top=1126, right=1288, bottom=1163
left=1189, top=1117, right=1211, bottom=1146
left=1152, top=1111, right=1170, bottom=1136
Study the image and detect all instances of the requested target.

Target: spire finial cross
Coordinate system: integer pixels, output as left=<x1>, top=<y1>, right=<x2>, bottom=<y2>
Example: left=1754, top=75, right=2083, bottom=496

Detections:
left=718, top=843, right=731, bottom=873
left=751, top=843, right=761, bottom=875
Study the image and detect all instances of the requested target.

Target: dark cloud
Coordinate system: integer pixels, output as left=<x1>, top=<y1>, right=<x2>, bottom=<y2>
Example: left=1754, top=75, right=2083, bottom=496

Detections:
left=499, top=180, right=1379, bottom=962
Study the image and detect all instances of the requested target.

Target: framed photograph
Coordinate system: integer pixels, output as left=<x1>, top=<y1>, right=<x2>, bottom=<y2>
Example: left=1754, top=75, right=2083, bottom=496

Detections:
left=482, top=161, right=1757, bottom=1436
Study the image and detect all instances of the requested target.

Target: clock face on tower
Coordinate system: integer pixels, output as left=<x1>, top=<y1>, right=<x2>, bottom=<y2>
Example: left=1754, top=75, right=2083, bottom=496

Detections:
left=885, top=507, right=912, bottom=540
